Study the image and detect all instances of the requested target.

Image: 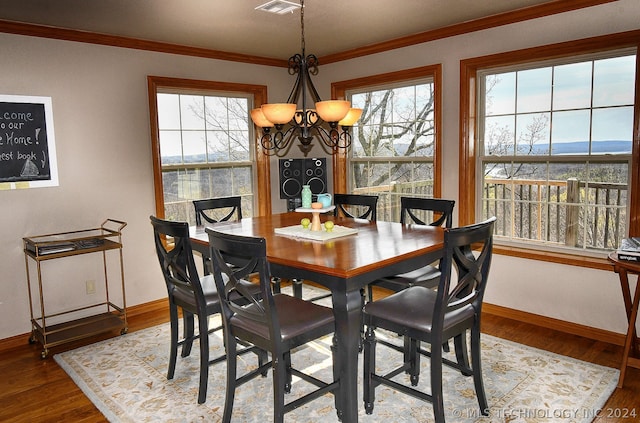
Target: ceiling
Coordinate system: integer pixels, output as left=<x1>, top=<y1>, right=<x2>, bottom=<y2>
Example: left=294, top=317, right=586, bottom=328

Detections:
left=0, top=0, right=561, bottom=60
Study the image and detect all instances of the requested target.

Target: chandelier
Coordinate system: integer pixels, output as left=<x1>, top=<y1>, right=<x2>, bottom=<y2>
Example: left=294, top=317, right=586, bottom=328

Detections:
left=250, top=0, right=362, bottom=156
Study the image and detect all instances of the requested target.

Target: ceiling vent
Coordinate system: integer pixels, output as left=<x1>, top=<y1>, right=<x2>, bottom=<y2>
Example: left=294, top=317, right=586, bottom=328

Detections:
left=255, top=0, right=301, bottom=15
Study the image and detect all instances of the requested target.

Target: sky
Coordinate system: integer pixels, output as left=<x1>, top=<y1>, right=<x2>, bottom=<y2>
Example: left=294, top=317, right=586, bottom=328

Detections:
left=484, top=54, right=635, bottom=147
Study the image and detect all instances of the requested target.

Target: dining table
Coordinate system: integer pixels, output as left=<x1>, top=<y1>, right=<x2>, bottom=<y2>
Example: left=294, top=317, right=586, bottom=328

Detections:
left=190, top=211, right=444, bottom=422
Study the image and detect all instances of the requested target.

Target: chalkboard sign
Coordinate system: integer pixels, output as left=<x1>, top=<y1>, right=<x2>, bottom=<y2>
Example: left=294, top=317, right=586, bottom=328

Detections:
left=0, top=95, right=58, bottom=188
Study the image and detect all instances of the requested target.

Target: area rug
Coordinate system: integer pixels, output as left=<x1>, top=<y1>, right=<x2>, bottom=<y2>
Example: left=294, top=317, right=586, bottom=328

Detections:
left=55, top=291, right=618, bottom=422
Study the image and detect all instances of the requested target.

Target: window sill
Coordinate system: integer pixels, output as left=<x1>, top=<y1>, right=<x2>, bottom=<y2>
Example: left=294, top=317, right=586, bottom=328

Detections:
left=493, top=245, right=611, bottom=271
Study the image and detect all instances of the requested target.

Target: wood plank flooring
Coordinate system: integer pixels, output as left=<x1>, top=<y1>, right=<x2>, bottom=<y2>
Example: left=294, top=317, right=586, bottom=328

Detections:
left=0, top=290, right=638, bottom=422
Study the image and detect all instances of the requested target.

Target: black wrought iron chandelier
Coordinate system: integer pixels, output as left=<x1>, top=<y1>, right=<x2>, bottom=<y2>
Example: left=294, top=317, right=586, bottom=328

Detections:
left=250, top=0, right=362, bottom=156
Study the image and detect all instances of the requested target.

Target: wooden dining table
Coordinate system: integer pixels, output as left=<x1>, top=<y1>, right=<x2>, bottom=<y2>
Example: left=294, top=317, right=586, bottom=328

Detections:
left=190, top=212, right=444, bottom=422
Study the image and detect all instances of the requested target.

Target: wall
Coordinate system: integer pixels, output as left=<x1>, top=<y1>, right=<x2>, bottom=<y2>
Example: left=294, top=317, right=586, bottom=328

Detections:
left=315, top=0, right=640, bottom=334
left=1, top=0, right=639, bottom=340
left=0, top=33, right=288, bottom=339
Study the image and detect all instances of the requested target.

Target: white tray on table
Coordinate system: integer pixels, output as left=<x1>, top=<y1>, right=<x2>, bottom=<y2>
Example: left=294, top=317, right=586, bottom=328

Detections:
left=274, top=224, right=358, bottom=241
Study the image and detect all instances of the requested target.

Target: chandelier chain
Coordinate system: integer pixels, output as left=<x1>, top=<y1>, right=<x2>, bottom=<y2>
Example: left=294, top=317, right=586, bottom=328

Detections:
left=300, top=0, right=305, bottom=56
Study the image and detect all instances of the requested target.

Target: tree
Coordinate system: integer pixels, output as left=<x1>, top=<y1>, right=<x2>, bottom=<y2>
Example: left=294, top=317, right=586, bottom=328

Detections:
left=351, top=84, right=435, bottom=190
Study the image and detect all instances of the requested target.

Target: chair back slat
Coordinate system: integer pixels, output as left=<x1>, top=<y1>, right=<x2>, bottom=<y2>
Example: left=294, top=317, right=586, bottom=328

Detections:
left=207, top=230, right=280, bottom=337
left=193, top=196, right=243, bottom=225
left=333, top=193, right=378, bottom=221
left=435, top=217, right=496, bottom=320
left=400, top=197, right=455, bottom=227
left=150, top=216, right=204, bottom=303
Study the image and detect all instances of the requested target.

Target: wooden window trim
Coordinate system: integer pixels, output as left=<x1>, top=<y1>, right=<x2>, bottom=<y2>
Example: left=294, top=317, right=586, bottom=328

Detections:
left=459, top=30, right=640, bottom=267
left=331, top=64, right=443, bottom=196
left=147, top=75, right=271, bottom=218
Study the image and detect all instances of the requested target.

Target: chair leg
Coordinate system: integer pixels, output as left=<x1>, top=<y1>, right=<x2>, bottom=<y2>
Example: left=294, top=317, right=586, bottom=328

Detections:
left=197, top=313, right=209, bottom=404
left=363, top=326, right=376, bottom=415
left=201, top=256, right=211, bottom=275
left=222, top=334, right=238, bottom=423
left=167, top=304, right=179, bottom=380
left=408, top=337, right=420, bottom=386
left=292, top=278, right=303, bottom=298
left=454, top=331, right=472, bottom=376
left=181, top=311, right=195, bottom=357
left=273, top=352, right=287, bottom=423
left=430, top=338, right=445, bottom=423
left=471, top=327, right=489, bottom=415
left=271, top=277, right=281, bottom=294
left=366, top=284, right=375, bottom=303
left=259, top=348, right=269, bottom=377
left=284, top=351, right=292, bottom=393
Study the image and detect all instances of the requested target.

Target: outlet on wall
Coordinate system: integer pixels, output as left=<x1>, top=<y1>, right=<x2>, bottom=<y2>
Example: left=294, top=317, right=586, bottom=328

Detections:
left=86, top=280, right=96, bottom=295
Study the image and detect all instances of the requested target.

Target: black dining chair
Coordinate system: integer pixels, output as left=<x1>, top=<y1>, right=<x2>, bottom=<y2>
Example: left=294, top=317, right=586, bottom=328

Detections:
left=193, top=196, right=242, bottom=225
left=207, top=228, right=340, bottom=423
left=193, top=197, right=243, bottom=274
left=363, top=217, right=496, bottom=423
left=150, top=216, right=265, bottom=404
left=333, top=193, right=378, bottom=221
left=367, top=197, right=455, bottom=301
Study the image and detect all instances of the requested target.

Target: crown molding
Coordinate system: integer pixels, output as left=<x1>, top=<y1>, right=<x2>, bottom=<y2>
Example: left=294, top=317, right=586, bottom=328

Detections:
left=319, top=0, right=618, bottom=64
left=0, top=0, right=619, bottom=67
left=0, top=19, right=288, bottom=68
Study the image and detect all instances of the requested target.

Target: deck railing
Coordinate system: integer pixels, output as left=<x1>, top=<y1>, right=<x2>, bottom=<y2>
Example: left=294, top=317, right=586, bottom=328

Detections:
left=483, top=177, right=627, bottom=250
left=355, top=177, right=627, bottom=250
left=354, top=180, right=434, bottom=222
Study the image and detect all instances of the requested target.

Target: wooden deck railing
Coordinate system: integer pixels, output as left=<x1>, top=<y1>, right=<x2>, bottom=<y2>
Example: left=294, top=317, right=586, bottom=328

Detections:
left=356, top=177, right=627, bottom=250
left=354, top=180, right=434, bottom=222
left=483, top=177, right=627, bottom=250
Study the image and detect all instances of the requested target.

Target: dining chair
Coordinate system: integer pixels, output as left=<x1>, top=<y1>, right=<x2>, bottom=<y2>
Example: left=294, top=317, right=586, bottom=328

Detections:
left=193, top=196, right=243, bottom=274
left=150, top=216, right=265, bottom=404
left=333, top=193, right=378, bottom=221
left=362, top=217, right=496, bottom=423
left=367, top=197, right=455, bottom=301
left=193, top=196, right=242, bottom=225
left=207, top=228, right=340, bottom=423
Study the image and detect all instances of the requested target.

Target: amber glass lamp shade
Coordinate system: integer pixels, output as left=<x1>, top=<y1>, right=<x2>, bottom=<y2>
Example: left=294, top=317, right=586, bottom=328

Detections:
left=261, top=103, right=296, bottom=125
left=315, top=100, right=350, bottom=123
left=250, top=108, right=275, bottom=128
left=338, top=108, right=363, bottom=126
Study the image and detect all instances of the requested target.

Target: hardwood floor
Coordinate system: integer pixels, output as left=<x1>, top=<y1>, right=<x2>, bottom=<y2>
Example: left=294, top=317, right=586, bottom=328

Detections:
left=0, top=291, right=638, bottom=422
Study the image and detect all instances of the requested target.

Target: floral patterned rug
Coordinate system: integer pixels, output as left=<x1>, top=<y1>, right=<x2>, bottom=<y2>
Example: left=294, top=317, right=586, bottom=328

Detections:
left=55, top=295, right=618, bottom=422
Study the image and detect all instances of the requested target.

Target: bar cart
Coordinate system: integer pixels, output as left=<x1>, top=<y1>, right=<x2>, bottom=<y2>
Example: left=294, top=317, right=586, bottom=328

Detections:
left=23, top=219, right=127, bottom=358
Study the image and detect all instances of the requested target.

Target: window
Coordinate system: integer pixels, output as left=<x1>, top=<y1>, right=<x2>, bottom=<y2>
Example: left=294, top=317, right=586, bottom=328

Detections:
left=461, top=33, right=640, bottom=264
left=148, top=76, right=271, bottom=223
left=332, top=65, right=442, bottom=222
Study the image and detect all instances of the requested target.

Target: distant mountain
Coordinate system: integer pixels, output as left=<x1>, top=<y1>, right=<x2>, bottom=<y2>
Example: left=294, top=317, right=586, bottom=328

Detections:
left=546, top=140, right=631, bottom=155
left=163, top=140, right=631, bottom=163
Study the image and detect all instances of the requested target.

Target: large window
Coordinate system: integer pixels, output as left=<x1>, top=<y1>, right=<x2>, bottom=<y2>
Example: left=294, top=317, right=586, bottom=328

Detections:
left=333, top=65, right=442, bottom=222
left=461, top=33, right=640, bottom=264
left=148, top=76, right=271, bottom=223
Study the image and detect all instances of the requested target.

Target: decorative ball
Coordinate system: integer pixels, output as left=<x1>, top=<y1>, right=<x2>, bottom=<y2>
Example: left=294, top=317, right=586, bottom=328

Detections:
left=301, top=218, right=311, bottom=228
left=324, top=220, right=335, bottom=232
